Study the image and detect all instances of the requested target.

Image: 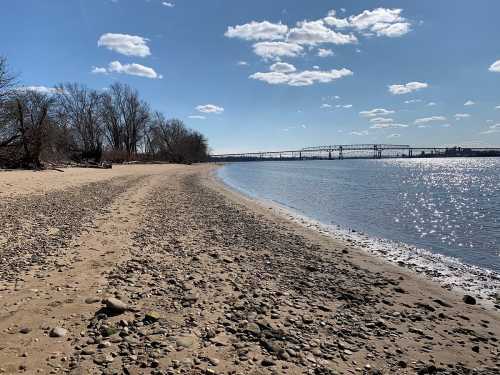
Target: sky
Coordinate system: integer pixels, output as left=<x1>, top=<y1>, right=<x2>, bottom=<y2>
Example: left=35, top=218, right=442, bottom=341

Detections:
left=1, top=0, right=500, bottom=154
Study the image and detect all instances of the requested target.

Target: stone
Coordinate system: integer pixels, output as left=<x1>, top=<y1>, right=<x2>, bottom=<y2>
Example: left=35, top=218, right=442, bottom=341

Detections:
left=19, top=327, right=31, bottom=334
left=49, top=327, right=68, bottom=338
left=175, top=335, right=196, bottom=348
left=144, top=311, right=161, bottom=323
left=463, top=295, right=476, bottom=305
left=104, top=297, right=128, bottom=313
left=93, top=353, right=114, bottom=365
left=85, top=297, right=101, bottom=304
left=261, top=358, right=276, bottom=367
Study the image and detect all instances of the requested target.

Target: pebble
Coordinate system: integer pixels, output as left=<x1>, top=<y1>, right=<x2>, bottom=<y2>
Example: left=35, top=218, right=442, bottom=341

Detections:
left=49, top=327, right=68, bottom=338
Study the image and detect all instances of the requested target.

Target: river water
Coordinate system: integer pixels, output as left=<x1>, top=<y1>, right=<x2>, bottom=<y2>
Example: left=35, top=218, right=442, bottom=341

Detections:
left=217, top=158, right=500, bottom=295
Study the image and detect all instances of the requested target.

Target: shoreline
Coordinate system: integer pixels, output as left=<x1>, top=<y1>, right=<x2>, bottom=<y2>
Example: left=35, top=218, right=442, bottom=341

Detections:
left=0, top=164, right=499, bottom=374
left=213, top=165, right=500, bottom=309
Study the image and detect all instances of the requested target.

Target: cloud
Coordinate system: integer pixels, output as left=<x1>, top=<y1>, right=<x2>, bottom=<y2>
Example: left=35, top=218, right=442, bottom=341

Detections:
left=404, top=99, right=422, bottom=104
left=237, top=61, right=248, bottom=66
left=348, top=8, right=411, bottom=37
left=253, top=41, right=303, bottom=59
left=370, top=123, right=408, bottom=129
left=317, top=48, right=334, bottom=57
left=464, top=100, right=475, bottom=106
left=188, top=115, right=206, bottom=120
left=359, top=108, right=395, bottom=117
left=370, top=117, right=394, bottom=123
left=18, top=86, right=60, bottom=94
left=325, top=8, right=411, bottom=38
left=480, top=124, right=500, bottom=134
left=321, top=103, right=332, bottom=108
left=93, top=61, right=161, bottom=79
left=389, top=81, right=428, bottom=95
left=427, top=102, right=436, bottom=106
left=454, top=113, right=470, bottom=120
left=350, top=130, right=369, bottom=136
left=270, top=62, right=296, bottom=73
left=196, top=104, right=224, bottom=114
left=97, top=33, right=151, bottom=57
left=225, top=21, right=288, bottom=41
left=496, top=105, right=500, bottom=110
left=91, top=66, right=108, bottom=74
left=489, top=60, right=500, bottom=73
left=250, top=68, right=353, bottom=86
left=388, top=133, right=401, bottom=138
left=162, top=2, right=174, bottom=7
left=287, top=20, right=357, bottom=46
left=414, top=116, right=446, bottom=124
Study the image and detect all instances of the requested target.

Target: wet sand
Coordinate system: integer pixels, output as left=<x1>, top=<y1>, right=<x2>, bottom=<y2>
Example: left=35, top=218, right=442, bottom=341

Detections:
left=0, top=164, right=498, bottom=374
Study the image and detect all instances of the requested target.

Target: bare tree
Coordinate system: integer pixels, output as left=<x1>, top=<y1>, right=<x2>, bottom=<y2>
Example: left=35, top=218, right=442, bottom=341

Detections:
left=1, top=90, right=54, bottom=168
left=0, top=56, right=15, bottom=103
left=55, top=83, right=103, bottom=162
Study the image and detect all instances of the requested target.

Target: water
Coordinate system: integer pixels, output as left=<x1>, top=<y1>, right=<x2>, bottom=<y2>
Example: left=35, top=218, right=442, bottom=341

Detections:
left=218, top=158, right=500, bottom=275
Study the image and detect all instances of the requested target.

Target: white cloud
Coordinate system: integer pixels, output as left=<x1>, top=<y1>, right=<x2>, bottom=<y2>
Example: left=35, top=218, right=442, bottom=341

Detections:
left=97, top=33, right=151, bottom=57
left=495, top=105, right=500, bottom=110
left=388, top=133, right=401, bottom=138
left=237, top=61, right=248, bottom=66
left=414, top=116, right=447, bottom=124
left=404, top=99, right=422, bottom=104
left=370, top=123, right=408, bottom=129
left=324, top=10, right=351, bottom=28
left=350, top=130, right=369, bottom=136
left=250, top=68, right=353, bottom=86
left=480, top=124, right=500, bottom=134
left=196, top=104, right=224, bottom=114
left=98, top=61, right=162, bottom=79
left=454, top=113, right=470, bottom=120
left=321, top=103, right=332, bottom=108
left=370, top=117, right=394, bottom=123
left=347, top=8, right=411, bottom=37
left=359, top=108, right=395, bottom=117
left=253, top=41, right=303, bottom=59
left=91, top=66, right=108, bottom=74
left=188, top=115, right=206, bottom=120
left=427, top=102, right=436, bottom=106
left=464, top=100, right=475, bottom=106
left=225, top=21, right=288, bottom=41
left=317, top=48, right=334, bottom=57
left=389, top=81, right=428, bottom=95
left=162, top=2, right=174, bottom=7
left=488, top=60, right=500, bottom=73
left=270, top=62, right=296, bottom=73
left=287, top=20, right=357, bottom=46
left=18, top=86, right=59, bottom=94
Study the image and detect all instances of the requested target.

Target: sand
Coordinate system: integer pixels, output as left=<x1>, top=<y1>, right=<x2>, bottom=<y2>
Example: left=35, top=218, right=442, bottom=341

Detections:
left=0, top=164, right=498, bottom=374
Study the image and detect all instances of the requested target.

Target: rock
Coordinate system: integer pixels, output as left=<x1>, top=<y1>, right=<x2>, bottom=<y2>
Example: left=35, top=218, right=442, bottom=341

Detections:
left=261, top=358, right=276, bottom=367
left=19, top=327, right=31, bottom=334
left=144, top=311, right=160, bottom=323
left=93, top=353, right=114, bottom=365
left=175, top=335, right=196, bottom=348
left=104, top=297, right=128, bottom=313
left=463, top=295, right=476, bottom=305
left=85, top=297, right=101, bottom=304
left=49, top=327, right=68, bottom=338
left=245, top=322, right=261, bottom=336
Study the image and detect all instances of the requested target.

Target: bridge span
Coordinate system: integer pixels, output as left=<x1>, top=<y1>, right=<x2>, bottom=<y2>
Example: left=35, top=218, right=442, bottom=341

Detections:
left=210, top=144, right=500, bottom=162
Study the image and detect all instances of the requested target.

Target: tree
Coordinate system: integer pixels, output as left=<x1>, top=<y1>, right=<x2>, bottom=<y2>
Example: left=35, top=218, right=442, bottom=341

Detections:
left=1, top=90, right=54, bottom=168
left=55, top=83, right=103, bottom=161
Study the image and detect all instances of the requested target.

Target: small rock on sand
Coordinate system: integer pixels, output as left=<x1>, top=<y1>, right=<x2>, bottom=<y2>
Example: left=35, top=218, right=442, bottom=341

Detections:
left=49, top=327, right=68, bottom=338
left=104, top=297, right=128, bottom=312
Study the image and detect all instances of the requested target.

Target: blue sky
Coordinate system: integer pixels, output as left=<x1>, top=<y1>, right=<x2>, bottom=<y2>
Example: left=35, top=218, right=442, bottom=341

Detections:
left=1, top=0, right=500, bottom=153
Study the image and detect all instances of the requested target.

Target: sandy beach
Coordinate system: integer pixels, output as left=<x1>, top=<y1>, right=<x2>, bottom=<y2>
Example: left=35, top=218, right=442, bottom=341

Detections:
left=0, top=164, right=499, bottom=374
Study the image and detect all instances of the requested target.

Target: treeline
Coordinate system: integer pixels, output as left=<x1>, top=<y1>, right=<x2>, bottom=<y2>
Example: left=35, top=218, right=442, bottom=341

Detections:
left=0, top=57, right=208, bottom=169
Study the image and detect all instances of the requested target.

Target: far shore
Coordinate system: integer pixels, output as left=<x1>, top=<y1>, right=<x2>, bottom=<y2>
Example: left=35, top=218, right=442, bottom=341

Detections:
left=0, top=164, right=498, bottom=374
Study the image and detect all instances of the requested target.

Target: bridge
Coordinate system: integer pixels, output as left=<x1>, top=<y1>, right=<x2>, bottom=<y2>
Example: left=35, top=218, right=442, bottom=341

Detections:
left=210, top=144, right=500, bottom=162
